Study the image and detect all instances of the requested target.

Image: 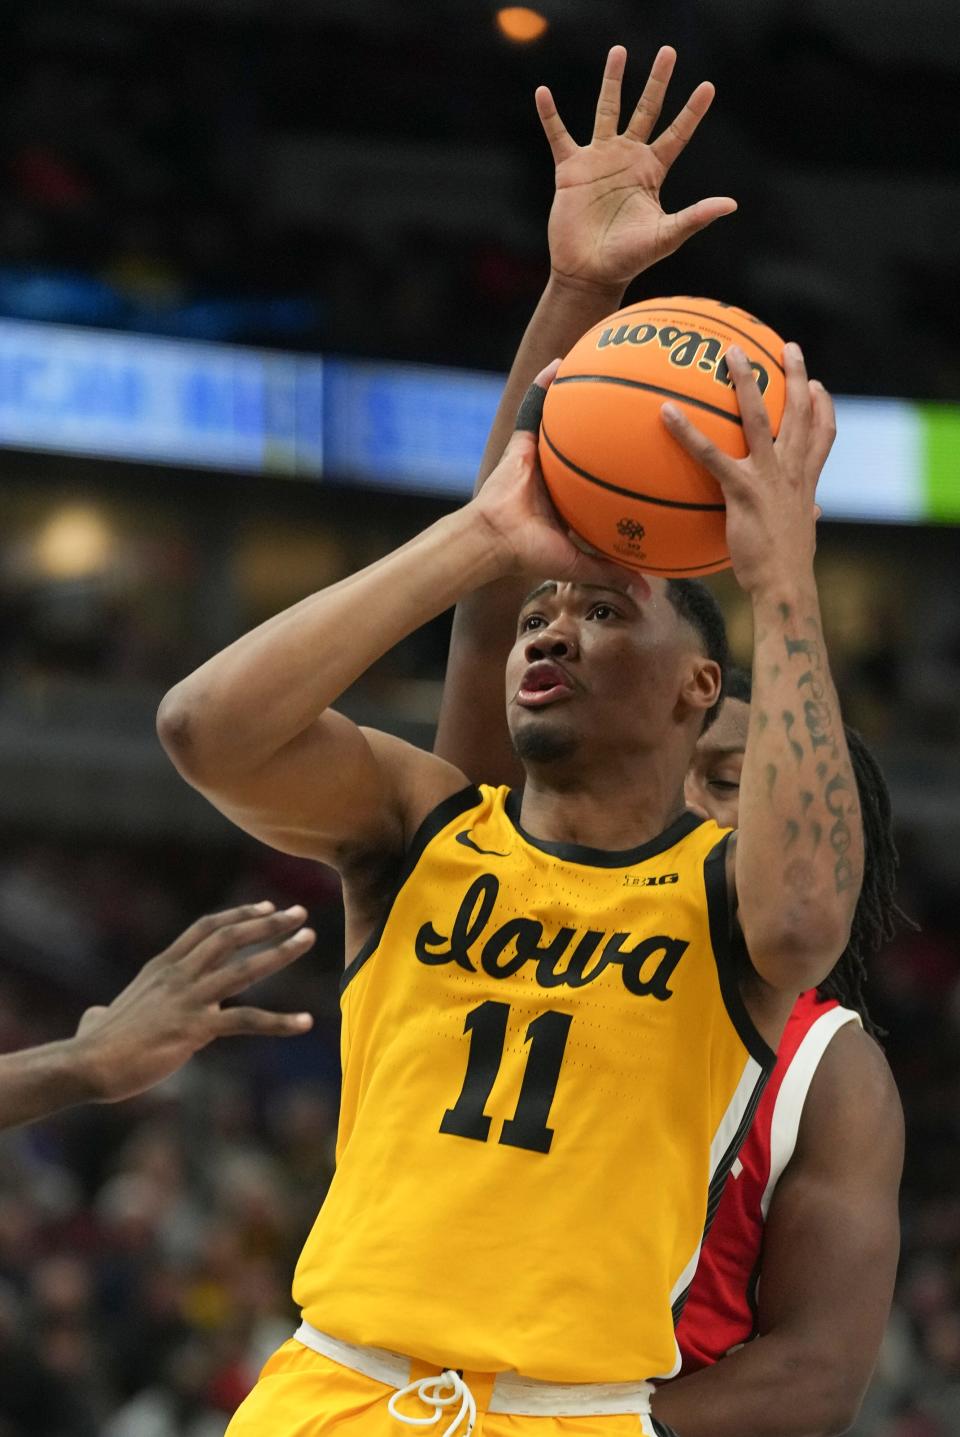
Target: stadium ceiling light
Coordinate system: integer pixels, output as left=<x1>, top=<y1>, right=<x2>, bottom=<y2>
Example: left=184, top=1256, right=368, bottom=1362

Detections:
left=495, top=6, right=549, bottom=43
left=34, top=504, right=115, bottom=580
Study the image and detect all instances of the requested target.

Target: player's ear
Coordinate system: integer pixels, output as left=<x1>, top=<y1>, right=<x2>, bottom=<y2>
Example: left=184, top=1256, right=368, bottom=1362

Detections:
left=680, top=658, right=722, bottom=722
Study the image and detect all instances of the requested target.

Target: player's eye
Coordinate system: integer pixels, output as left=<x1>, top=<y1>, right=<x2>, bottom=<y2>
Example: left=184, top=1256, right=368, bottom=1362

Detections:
left=588, top=603, right=617, bottom=621
left=708, top=779, right=740, bottom=793
left=520, top=613, right=546, bottom=633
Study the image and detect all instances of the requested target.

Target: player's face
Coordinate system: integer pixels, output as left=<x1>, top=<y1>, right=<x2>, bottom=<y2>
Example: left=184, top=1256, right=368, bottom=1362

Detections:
left=684, top=697, right=750, bottom=830
left=505, top=578, right=714, bottom=767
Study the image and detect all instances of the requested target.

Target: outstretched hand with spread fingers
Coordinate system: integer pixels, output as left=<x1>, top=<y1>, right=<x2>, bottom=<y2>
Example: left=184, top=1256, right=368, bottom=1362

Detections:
left=74, top=902, right=316, bottom=1102
left=537, top=44, right=737, bottom=294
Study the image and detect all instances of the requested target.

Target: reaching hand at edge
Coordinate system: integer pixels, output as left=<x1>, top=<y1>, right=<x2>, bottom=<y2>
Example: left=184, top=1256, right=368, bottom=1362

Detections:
left=75, top=902, right=316, bottom=1102
left=0, top=902, right=317, bottom=1131
left=537, top=44, right=737, bottom=293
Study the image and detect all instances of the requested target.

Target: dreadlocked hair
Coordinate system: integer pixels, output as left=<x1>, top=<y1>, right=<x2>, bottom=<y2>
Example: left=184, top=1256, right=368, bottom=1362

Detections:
left=720, top=668, right=913, bottom=1039
left=816, top=724, right=915, bottom=1039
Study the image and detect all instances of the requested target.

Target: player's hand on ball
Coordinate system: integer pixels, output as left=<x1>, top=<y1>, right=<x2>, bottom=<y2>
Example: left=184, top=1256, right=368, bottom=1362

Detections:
left=74, top=903, right=315, bottom=1102
left=473, top=362, right=641, bottom=590
left=537, top=44, right=737, bottom=294
left=660, top=343, right=836, bottom=594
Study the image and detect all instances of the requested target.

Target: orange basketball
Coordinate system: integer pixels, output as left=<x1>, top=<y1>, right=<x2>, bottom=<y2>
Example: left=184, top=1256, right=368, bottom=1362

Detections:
left=538, top=296, right=787, bottom=577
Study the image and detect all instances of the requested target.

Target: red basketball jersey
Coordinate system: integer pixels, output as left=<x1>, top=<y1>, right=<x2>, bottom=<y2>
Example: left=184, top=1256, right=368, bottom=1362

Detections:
left=676, top=989, right=860, bottom=1371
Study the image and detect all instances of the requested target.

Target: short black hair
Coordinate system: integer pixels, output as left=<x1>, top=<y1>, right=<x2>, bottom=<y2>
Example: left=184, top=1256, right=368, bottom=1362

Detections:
left=716, top=667, right=912, bottom=1037
left=665, top=579, right=729, bottom=731
left=722, top=664, right=753, bottom=706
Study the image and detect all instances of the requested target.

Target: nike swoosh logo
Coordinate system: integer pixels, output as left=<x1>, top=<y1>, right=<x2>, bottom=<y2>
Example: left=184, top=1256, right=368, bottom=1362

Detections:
left=456, top=831, right=511, bottom=858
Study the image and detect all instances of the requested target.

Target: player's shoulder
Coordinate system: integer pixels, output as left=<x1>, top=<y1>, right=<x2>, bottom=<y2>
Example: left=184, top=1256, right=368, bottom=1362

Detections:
left=811, top=1021, right=901, bottom=1115
left=797, top=1020, right=903, bottom=1166
left=359, top=727, right=474, bottom=840
left=338, top=729, right=473, bottom=893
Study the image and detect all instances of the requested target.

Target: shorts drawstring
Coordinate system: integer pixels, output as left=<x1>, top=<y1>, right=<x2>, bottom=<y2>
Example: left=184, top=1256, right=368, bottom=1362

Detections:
left=388, top=1369, right=477, bottom=1437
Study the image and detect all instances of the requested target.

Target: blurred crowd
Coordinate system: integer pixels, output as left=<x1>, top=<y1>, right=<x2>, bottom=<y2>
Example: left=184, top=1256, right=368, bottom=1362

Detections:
left=0, top=839, right=344, bottom=1437
left=0, top=4, right=544, bottom=363
left=0, top=832, right=956, bottom=1436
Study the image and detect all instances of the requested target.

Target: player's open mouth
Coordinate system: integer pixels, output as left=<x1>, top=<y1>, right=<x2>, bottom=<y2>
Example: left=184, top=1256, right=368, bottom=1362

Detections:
left=517, top=661, right=574, bottom=707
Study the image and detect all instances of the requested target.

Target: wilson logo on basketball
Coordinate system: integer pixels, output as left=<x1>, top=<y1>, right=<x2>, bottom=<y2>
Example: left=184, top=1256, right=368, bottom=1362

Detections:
left=597, top=321, right=770, bottom=396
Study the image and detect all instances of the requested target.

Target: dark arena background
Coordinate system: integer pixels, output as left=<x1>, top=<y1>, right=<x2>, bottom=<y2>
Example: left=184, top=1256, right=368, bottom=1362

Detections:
left=0, top=2, right=958, bottom=1434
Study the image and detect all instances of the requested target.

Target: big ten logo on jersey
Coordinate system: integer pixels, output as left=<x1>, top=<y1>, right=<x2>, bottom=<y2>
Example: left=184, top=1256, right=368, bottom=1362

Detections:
left=623, top=871, right=679, bottom=888
left=414, top=872, right=688, bottom=1001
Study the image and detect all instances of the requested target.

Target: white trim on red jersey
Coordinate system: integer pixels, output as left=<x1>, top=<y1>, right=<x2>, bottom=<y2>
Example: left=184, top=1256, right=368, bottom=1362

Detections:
left=676, top=992, right=865, bottom=1373
left=759, top=1004, right=861, bottom=1221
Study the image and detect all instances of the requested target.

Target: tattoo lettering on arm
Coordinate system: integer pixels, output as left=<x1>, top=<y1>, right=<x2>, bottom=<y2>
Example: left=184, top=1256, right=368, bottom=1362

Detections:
left=765, top=764, right=778, bottom=799
left=825, top=771, right=858, bottom=892
left=781, top=619, right=861, bottom=895
left=783, top=710, right=804, bottom=763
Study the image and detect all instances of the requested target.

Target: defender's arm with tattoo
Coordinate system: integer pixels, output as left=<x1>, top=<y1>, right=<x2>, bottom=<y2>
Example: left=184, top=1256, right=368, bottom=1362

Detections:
left=663, top=347, right=863, bottom=991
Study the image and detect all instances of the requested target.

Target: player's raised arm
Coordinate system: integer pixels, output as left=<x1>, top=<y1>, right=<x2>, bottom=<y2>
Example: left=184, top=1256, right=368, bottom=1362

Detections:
left=0, top=904, right=316, bottom=1131
left=435, top=43, right=737, bottom=784
left=158, top=383, right=624, bottom=868
left=662, top=347, right=863, bottom=990
left=651, top=1025, right=903, bottom=1437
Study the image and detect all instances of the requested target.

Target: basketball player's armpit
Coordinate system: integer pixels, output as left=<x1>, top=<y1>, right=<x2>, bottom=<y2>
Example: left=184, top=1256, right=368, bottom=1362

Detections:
left=733, top=583, right=863, bottom=991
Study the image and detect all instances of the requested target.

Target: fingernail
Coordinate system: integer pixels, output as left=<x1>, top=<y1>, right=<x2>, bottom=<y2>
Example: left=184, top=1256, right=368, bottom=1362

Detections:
left=254, top=900, right=275, bottom=913
left=785, top=341, right=803, bottom=361
left=293, top=1013, right=312, bottom=1028
left=661, top=402, right=681, bottom=421
left=727, top=345, right=745, bottom=364
left=284, top=904, right=307, bottom=918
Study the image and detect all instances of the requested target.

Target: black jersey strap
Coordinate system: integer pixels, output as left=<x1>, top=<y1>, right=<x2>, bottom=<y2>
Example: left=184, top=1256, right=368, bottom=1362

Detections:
left=650, top=1418, right=681, bottom=1437
left=704, top=833, right=776, bottom=1070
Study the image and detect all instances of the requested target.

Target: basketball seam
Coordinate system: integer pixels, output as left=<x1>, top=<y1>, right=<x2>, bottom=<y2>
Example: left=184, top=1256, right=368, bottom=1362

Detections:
left=540, top=422, right=727, bottom=513
left=626, top=556, right=729, bottom=575
left=585, top=304, right=786, bottom=376
left=551, top=374, right=745, bottom=431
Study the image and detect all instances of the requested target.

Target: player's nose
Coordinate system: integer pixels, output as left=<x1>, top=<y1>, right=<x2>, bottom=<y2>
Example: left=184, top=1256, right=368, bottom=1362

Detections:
left=524, top=624, right=578, bottom=664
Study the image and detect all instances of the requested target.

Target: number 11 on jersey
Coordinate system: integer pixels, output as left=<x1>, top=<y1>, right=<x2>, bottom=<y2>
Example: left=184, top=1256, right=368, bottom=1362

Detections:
left=440, top=1000, right=572, bottom=1154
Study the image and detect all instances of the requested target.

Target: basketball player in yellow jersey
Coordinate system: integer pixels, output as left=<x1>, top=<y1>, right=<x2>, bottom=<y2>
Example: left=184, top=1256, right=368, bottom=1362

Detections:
left=158, top=47, right=861, bottom=1437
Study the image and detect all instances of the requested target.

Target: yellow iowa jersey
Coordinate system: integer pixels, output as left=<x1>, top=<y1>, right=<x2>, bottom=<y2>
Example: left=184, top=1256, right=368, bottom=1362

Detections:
left=294, top=785, right=774, bottom=1383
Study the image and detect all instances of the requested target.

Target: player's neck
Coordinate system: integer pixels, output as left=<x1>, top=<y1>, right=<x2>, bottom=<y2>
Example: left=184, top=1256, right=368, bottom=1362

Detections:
left=517, top=757, right=689, bottom=854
